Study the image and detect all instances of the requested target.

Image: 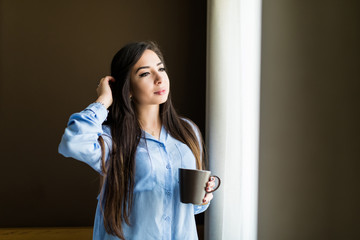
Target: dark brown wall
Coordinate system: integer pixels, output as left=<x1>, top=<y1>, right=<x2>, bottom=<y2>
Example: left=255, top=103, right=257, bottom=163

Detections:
left=0, top=0, right=206, bottom=227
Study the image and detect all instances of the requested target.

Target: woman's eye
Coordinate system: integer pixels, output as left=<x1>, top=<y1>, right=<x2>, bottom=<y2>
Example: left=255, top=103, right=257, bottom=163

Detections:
left=159, top=67, right=166, bottom=72
left=139, top=72, right=150, bottom=77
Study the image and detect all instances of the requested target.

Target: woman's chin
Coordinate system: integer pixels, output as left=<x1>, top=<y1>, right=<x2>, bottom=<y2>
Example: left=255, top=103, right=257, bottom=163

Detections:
left=157, top=95, right=169, bottom=104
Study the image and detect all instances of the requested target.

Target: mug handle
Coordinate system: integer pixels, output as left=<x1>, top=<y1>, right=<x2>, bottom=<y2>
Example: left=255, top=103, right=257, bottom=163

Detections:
left=205, top=175, right=221, bottom=193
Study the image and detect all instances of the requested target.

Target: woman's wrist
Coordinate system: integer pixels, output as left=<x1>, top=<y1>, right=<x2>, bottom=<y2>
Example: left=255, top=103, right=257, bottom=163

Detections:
left=94, top=101, right=107, bottom=109
left=95, top=97, right=111, bottom=109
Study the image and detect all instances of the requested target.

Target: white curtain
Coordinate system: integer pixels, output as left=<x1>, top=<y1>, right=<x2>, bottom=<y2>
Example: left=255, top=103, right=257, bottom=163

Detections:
left=205, top=0, right=262, bottom=239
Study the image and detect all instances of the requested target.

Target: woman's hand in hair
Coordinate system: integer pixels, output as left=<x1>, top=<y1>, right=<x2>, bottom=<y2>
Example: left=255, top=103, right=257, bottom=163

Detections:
left=95, top=76, right=115, bottom=109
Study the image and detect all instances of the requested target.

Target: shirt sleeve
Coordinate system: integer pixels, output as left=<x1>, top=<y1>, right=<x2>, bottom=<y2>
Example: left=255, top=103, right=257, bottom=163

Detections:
left=58, top=102, right=112, bottom=174
left=194, top=202, right=210, bottom=215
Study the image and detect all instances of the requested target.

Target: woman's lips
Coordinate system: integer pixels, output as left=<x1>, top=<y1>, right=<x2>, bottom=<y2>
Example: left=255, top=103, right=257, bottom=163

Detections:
left=154, top=89, right=166, bottom=95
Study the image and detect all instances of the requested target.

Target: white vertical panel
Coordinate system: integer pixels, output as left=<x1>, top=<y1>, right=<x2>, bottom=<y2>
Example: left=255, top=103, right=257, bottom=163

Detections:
left=205, top=0, right=262, bottom=239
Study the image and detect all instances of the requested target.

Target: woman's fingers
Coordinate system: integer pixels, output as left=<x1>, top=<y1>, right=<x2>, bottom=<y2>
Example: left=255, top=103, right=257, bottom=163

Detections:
left=207, top=181, right=215, bottom=188
left=95, top=76, right=115, bottom=108
left=206, top=184, right=214, bottom=192
left=203, top=177, right=216, bottom=203
left=202, top=192, right=214, bottom=204
left=104, top=76, right=115, bottom=83
left=202, top=177, right=217, bottom=204
left=206, top=177, right=216, bottom=191
left=98, top=76, right=115, bottom=87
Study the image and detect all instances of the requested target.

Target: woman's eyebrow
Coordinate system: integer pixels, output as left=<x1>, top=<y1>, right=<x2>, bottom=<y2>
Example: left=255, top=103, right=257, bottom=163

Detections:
left=135, top=62, right=163, bottom=74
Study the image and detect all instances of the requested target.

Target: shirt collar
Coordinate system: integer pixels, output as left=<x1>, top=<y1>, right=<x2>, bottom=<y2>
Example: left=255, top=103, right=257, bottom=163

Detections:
left=140, top=125, right=168, bottom=144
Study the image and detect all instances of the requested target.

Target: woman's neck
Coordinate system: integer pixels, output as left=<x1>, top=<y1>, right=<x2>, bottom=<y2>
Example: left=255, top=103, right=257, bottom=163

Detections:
left=136, top=104, right=162, bottom=138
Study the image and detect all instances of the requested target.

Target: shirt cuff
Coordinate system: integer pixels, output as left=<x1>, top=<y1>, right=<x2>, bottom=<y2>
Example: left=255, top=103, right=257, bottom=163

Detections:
left=194, top=202, right=210, bottom=214
left=86, top=102, right=109, bottom=123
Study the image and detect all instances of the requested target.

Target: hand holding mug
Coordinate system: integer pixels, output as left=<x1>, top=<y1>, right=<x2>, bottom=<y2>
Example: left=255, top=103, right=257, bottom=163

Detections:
left=179, top=168, right=221, bottom=205
left=202, top=176, right=218, bottom=204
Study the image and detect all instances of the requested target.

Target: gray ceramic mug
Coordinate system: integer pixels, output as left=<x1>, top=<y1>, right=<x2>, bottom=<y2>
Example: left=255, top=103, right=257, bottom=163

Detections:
left=179, top=168, right=221, bottom=205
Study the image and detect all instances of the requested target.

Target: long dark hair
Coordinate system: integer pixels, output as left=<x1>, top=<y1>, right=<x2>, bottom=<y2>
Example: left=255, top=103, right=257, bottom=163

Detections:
left=98, top=41, right=205, bottom=239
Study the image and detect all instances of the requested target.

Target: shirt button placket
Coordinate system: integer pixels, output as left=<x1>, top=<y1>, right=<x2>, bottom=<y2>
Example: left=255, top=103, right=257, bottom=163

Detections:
left=162, top=143, right=172, bottom=239
left=166, top=190, right=171, bottom=198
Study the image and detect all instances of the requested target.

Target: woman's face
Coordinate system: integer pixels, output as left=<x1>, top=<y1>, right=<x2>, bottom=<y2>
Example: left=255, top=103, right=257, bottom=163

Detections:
left=130, top=49, right=170, bottom=106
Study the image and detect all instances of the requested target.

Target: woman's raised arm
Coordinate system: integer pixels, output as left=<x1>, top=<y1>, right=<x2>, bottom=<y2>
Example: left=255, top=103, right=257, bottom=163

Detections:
left=58, top=76, right=115, bottom=174
left=58, top=102, right=112, bottom=174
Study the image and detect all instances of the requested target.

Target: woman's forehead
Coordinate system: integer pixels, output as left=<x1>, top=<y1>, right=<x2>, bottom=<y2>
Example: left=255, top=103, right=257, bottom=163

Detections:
left=135, top=50, right=161, bottom=67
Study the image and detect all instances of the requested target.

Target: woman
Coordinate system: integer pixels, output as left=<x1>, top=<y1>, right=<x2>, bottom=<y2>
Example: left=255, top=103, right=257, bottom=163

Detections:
left=58, top=41, right=215, bottom=240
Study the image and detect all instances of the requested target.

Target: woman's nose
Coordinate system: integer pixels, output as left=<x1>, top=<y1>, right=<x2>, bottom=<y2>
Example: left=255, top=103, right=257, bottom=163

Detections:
left=154, top=73, right=162, bottom=85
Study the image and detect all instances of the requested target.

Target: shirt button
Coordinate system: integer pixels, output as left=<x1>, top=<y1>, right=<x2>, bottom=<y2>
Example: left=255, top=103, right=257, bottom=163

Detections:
left=166, top=190, right=171, bottom=197
left=166, top=164, right=171, bottom=169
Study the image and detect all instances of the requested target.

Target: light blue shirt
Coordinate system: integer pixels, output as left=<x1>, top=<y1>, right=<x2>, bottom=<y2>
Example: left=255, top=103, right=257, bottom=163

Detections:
left=58, top=102, right=209, bottom=240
